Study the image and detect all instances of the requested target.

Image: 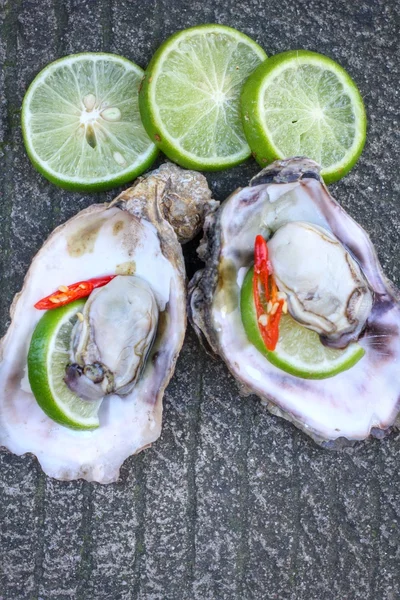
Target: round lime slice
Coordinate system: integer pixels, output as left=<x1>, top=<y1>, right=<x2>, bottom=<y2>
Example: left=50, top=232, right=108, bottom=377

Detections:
left=28, top=300, right=101, bottom=430
left=139, top=24, right=267, bottom=170
left=241, top=50, right=367, bottom=183
left=22, top=52, right=158, bottom=191
left=240, top=268, right=365, bottom=379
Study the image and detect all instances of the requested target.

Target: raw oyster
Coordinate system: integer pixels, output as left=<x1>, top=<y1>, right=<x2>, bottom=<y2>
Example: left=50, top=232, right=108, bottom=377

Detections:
left=189, top=157, right=400, bottom=445
left=268, top=221, right=373, bottom=348
left=66, top=275, right=159, bottom=401
left=0, top=163, right=214, bottom=483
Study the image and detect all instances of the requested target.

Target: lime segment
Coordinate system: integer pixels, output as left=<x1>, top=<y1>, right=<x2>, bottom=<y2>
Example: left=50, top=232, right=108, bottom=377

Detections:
left=240, top=268, right=364, bottom=379
left=28, top=300, right=101, bottom=430
left=139, top=24, right=267, bottom=170
left=22, top=53, right=158, bottom=191
left=241, top=50, right=367, bottom=183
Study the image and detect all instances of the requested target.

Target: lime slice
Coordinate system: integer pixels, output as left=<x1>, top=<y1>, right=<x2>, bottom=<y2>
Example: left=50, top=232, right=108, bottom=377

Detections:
left=240, top=268, right=365, bottom=379
left=240, top=50, right=367, bottom=183
left=139, top=24, right=267, bottom=170
left=28, top=300, right=101, bottom=430
left=22, top=53, right=158, bottom=191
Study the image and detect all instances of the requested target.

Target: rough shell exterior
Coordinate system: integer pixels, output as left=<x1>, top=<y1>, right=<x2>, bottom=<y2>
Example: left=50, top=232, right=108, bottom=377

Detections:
left=131, top=162, right=218, bottom=244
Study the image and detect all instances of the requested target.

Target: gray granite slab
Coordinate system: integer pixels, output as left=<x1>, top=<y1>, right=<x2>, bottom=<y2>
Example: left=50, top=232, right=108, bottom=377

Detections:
left=0, top=0, right=399, bottom=598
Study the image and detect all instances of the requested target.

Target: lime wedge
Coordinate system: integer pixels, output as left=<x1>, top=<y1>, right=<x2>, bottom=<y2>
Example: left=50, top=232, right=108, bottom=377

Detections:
left=28, top=300, right=101, bottom=430
left=241, top=50, right=367, bottom=183
left=139, top=24, right=267, bottom=170
left=22, top=53, right=158, bottom=191
left=240, top=268, right=364, bottom=379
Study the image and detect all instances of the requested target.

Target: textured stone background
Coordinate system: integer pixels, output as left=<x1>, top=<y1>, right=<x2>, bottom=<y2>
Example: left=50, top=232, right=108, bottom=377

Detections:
left=0, top=0, right=399, bottom=598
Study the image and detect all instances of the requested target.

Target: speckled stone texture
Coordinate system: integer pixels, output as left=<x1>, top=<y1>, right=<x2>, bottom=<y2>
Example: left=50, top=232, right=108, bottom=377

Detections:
left=0, top=0, right=399, bottom=598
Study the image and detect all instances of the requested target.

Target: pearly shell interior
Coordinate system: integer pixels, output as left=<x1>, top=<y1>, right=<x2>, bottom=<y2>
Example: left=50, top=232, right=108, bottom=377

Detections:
left=189, top=158, right=400, bottom=444
left=0, top=203, right=186, bottom=483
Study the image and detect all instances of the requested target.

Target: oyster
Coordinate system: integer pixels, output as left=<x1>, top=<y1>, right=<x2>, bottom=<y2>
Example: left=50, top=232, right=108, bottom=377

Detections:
left=0, top=163, right=214, bottom=483
left=189, top=157, right=400, bottom=445
left=268, top=221, right=373, bottom=348
left=66, top=275, right=159, bottom=401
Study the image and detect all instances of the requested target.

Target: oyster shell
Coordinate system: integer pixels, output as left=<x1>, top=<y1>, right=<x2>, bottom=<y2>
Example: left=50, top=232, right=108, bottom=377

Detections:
left=133, top=161, right=217, bottom=243
left=189, top=157, right=400, bottom=445
left=0, top=163, right=214, bottom=483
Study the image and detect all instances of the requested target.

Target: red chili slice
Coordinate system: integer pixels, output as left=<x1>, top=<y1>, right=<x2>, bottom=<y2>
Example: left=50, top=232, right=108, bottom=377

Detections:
left=34, top=275, right=116, bottom=310
left=253, top=235, right=284, bottom=351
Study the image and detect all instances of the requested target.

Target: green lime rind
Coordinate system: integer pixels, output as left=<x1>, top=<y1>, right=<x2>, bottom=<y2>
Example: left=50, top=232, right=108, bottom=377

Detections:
left=22, top=52, right=158, bottom=192
left=240, top=50, right=367, bottom=184
left=139, top=24, right=267, bottom=171
left=28, top=300, right=101, bottom=430
left=240, top=268, right=365, bottom=379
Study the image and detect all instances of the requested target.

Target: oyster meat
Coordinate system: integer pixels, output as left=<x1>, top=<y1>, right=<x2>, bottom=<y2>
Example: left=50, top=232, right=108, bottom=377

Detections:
left=0, top=163, right=214, bottom=483
left=66, top=275, right=159, bottom=401
left=268, top=221, right=373, bottom=348
left=189, top=157, right=400, bottom=445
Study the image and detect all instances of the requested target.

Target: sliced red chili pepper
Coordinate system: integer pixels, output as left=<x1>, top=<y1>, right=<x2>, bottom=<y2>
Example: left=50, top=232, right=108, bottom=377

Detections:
left=34, top=275, right=116, bottom=310
left=254, top=234, right=270, bottom=293
left=253, top=235, right=284, bottom=351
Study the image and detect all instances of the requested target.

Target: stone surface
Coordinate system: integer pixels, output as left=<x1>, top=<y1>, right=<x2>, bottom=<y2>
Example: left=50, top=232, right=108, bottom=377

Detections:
left=0, top=0, right=399, bottom=598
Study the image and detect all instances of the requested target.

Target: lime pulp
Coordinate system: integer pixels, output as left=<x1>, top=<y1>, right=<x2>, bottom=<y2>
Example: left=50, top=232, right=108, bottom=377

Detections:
left=22, top=52, right=158, bottom=191
left=139, top=24, right=267, bottom=170
left=28, top=300, right=101, bottom=430
left=240, top=267, right=365, bottom=379
left=240, top=50, right=367, bottom=183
